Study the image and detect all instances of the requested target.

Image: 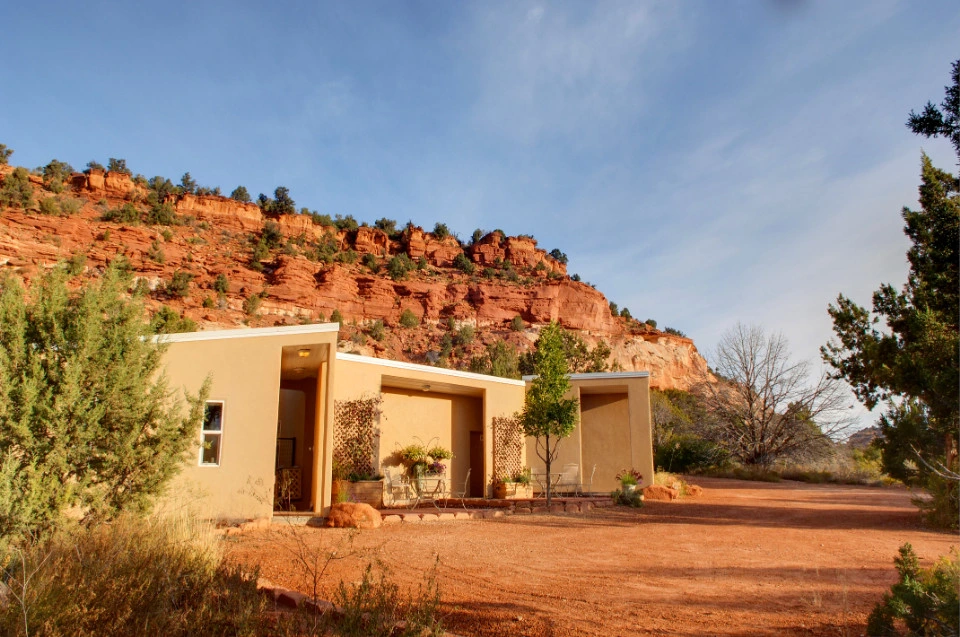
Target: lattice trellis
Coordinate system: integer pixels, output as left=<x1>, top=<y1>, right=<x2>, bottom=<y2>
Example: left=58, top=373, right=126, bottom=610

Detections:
left=333, top=396, right=382, bottom=479
left=492, top=415, right=524, bottom=481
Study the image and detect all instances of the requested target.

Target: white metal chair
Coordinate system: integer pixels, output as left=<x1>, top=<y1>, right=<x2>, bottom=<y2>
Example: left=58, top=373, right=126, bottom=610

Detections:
left=445, top=468, right=471, bottom=509
left=557, top=463, right=579, bottom=495
left=383, top=468, right=413, bottom=507
left=576, top=464, right=597, bottom=496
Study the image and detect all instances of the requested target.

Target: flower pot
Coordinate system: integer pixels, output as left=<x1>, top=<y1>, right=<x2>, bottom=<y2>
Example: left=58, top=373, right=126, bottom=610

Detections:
left=332, top=479, right=384, bottom=508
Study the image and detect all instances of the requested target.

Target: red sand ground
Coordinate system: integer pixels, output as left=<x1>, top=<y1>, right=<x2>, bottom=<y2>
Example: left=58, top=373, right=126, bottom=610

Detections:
left=227, top=477, right=958, bottom=636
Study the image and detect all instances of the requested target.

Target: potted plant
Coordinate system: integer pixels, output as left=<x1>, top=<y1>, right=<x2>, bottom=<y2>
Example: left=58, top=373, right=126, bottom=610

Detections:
left=399, top=442, right=452, bottom=478
left=616, top=468, right=644, bottom=494
left=493, top=468, right=533, bottom=499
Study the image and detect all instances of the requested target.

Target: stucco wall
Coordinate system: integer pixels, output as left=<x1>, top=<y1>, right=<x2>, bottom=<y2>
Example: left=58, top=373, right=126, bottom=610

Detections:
left=158, top=326, right=337, bottom=521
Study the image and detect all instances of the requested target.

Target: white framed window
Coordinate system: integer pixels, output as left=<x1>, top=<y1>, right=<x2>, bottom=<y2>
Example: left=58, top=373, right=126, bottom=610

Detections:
left=200, top=401, right=224, bottom=466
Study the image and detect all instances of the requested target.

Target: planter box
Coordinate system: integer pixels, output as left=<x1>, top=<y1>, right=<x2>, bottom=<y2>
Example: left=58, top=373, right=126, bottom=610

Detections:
left=493, top=482, right=534, bottom=499
left=332, top=479, right=384, bottom=508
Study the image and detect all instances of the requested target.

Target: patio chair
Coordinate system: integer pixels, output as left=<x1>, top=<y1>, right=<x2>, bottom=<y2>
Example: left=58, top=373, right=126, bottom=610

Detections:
left=557, top=463, right=579, bottom=496
left=576, top=464, right=597, bottom=496
left=383, top=468, right=413, bottom=507
left=445, top=468, right=471, bottom=509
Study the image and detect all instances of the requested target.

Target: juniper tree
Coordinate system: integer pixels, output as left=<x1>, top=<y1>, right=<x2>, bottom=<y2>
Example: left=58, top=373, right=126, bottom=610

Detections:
left=0, top=263, right=208, bottom=544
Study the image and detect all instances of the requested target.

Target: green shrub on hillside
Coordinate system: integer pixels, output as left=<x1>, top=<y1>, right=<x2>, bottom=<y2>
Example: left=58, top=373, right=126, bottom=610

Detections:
left=399, top=309, right=419, bottom=328
left=432, top=222, right=450, bottom=239
left=213, top=273, right=230, bottom=295
left=102, top=203, right=140, bottom=224
left=362, top=253, right=379, bottom=273
left=387, top=253, right=414, bottom=280
left=38, top=196, right=60, bottom=216
left=0, top=143, right=12, bottom=165
left=453, top=252, right=474, bottom=275
left=230, top=185, right=251, bottom=202
left=163, top=271, right=194, bottom=298
left=330, top=309, right=344, bottom=324
left=0, top=167, right=34, bottom=210
left=151, top=306, right=197, bottom=334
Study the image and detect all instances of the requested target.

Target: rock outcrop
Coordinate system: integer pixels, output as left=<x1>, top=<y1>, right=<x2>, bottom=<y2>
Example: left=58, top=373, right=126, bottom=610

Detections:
left=0, top=165, right=712, bottom=390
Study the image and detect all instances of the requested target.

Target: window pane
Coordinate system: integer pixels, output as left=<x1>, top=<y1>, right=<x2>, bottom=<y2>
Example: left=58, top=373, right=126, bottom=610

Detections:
left=203, top=403, right=222, bottom=432
left=201, top=433, right=221, bottom=465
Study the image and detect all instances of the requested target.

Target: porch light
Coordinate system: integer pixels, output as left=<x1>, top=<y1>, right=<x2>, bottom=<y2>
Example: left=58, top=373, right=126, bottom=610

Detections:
left=297, top=349, right=311, bottom=358
left=294, top=367, right=305, bottom=375
left=422, top=384, right=431, bottom=392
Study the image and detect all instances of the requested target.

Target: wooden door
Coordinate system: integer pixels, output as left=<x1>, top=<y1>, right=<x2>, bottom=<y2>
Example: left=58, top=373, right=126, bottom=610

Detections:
left=469, top=431, right=484, bottom=498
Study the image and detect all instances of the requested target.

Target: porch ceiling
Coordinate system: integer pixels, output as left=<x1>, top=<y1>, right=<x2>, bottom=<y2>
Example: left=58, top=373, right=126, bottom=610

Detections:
left=381, top=374, right=484, bottom=397
left=280, top=343, right=329, bottom=380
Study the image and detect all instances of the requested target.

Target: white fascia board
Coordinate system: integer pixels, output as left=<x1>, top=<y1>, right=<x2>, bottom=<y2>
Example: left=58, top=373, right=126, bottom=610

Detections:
left=337, top=352, right=526, bottom=387
left=153, top=322, right=340, bottom=344
left=521, top=371, right=651, bottom=382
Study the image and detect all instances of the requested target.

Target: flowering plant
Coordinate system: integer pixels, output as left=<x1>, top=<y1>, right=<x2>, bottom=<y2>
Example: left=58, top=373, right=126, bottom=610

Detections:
left=615, top=468, right=643, bottom=486
left=426, top=461, right=446, bottom=476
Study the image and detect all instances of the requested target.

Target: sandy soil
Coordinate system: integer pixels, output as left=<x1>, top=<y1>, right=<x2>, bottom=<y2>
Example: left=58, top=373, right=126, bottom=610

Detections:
left=227, top=477, right=958, bottom=636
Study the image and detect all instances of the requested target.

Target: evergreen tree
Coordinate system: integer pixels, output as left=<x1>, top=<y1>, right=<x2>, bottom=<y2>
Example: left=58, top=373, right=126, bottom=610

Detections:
left=907, top=59, right=959, bottom=164
left=179, top=172, right=197, bottom=195
left=0, top=144, right=12, bottom=165
left=519, top=322, right=579, bottom=505
left=230, top=185, right=251, bottom=203
left=824, top=155, right=958, bottom=526
left=0, top=263, right=209, bottom=542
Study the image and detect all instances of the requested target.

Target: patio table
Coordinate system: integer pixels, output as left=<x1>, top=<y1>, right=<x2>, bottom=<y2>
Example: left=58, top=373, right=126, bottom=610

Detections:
left=531, top=472, right=563, bottom=497
left=410, top=475, right=446, bottom=509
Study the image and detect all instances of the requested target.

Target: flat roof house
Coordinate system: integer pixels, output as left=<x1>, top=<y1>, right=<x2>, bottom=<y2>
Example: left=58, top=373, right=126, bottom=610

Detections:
left=158, top=324, right=653, bottom=520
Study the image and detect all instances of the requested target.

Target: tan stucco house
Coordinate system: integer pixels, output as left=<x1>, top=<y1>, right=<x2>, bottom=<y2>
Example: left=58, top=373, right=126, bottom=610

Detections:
left=159, top=323, right=653, bottom=521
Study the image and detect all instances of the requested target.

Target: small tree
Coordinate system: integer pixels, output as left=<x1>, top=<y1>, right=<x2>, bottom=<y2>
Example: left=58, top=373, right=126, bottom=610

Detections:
left=107, top=158, right=131, bottom=175
left=519, top=322, right=579, bottom=505
left=0, top=144, right=12, bottom=165
left=230, top=185, right=251, bottom=203
left=0, top=264, right=208, bottom=542
left=179, top=172, right=197, bottom=195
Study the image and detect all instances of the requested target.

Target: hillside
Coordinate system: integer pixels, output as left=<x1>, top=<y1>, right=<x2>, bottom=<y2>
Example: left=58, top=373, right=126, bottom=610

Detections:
left=0, top=160, right=710, bottom=390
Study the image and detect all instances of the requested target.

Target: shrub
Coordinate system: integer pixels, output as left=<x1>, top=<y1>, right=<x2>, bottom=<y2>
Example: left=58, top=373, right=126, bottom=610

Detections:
left=655, top=435, right=729, bottom=473
left=374, top=217, right=398, bottom=236
left=453, top=252, right=475, bottom=275
left=85, top=160, right=105, bottom=173
left=38, top=196, right=60, bottom=216
left=368, top=319, right=386, bottom=341
left=0, top=167, right=34, bottom=210
left=164, top=270, right=194, bottom=298
left=0, top=143, right=12, bottom=165
left=148, top=176, right=177, bottom=201
left=59, top=197, right=82, bottom=215
left=147, top=240, right=165, bottom=264
left=399, top=309, right=419, bottom=328
left=336, top=249, right=358, bottom=264
left=0, top=265, right=208, bottom=541
left=42, top=159, right=74, bottom=190
left=107, top=158, right=131, bottom=175
left=213, top=273, right=229, bottom=294
left=150, top=305, right=197, bottom=334
left=645, top=318, right=658, bottom=329
left=65, top=252, right=86, bottom=276
left=334, top=214, right=358, bottom=231
left=511, top=315, right=525, bottom=331
left=0, top=514, right=266, bottom=637
left=867, top=543, right=959, bottom=636
left=612, top=488, right=644, bottom=508
left=102, top=203, right=140, bottom=224
left=471, top=228, right=484, bottom=245
left=330, top=309, right=344, bottom=324
left=386, top=253, right=414, bottom=280
left=609, top=302, right=618, bottom=316
left=432, top=222, right=450, bottom=239
left=571, top=273, right=581, bottom=282
left=146, top=201, right=178, bottom=225
left=161, top=228, right=174, bottom=242
left=230, top=185, right=251, bottom=202
left=664, top=327, right=687, bottom=338
left=362, top=253, right=379, bottom=272
left=549, top=248, right=568, bottom=265
left=455, top=324, right=475, bottom=346
left=243, top=293, right=262, bottom=316
left=179, top=172, right=197, bottom=194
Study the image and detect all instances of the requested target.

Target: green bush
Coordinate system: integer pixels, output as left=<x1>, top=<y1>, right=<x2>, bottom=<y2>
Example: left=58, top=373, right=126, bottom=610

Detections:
left=336, top=249, right=358, bottom=264
left=0, top=143, right=12, bottom=165
left=387, top=253, right=414, bottom=280
left=38, top=196, right=60, bottom=216
left=609, top=302, right=618, bottom=316
left=146, top=201, right=178, bottom=225
left=147, top=240, right=165, bottom=264
left=107, top=158, right=131, bottom=175
left=59, top=197, right=82, bottom=215
left=334, top=214, right=358, bottom=231
left=102, top=203, right=140, bottom=224
left=330, top=309, right=344, bottom=324
left=664, top=327, right=687, bottom=338
left=335, top=562, right=444, bottom=637
left=362, top=253, right=379, bottom=273
left=432, top=222, right=450, bottom=239
left=612, top=488, right=644, bottom=508
left=164, top=270, right=194, bottom=298
left=620, top=307, right=632, bottom=320
left=230, top=185, right=251, bottom=202
left=151, top=306, right=197, bottom=334
left=867, top=543, right=959, bottom=636
left=213, top=273, right=229, bottom=294
left=399, top=309, right=419, bottom=328
left=645, top=318, right=657, bottom=329
left=453, top=252, right=475, bottom=275
left=0, top=167, right=34, bottom=210
left=243, top=294, right=262, bottom=316
left=65, top=253, right=86, bottom=276
left=368, top=319, right=386, bottom=341
left=511, top=315, right=525, bottom=331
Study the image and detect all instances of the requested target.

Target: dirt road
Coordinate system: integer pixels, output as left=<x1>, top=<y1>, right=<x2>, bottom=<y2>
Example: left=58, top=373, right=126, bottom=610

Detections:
left=227, top=478, right=958, bottom=636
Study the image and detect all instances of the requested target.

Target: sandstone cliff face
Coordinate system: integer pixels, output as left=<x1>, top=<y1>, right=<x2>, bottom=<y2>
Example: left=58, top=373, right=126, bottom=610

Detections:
left=0, top=167, right=709, bottom=390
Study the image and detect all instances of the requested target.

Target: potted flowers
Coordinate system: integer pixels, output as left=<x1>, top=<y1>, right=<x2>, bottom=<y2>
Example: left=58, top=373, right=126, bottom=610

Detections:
left=493, top=468, right=533, bottom=499
left=399, top=442, right=452, bottom=477
left=616, top=468, right=644, bottom=494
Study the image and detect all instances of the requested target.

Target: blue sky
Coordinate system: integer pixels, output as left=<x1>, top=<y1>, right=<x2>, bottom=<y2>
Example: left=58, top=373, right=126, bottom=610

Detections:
left=1, top=1, right=957, bottom=426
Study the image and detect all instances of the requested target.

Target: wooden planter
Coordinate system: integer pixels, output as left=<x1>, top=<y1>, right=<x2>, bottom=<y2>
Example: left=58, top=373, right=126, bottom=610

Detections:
left=493, top=482, right=534, bottom=499
left=332, top=479, right=384, bottom=508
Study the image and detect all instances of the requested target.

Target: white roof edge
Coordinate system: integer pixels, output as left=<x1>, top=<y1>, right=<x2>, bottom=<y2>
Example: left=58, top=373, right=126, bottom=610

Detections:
left=521, top=371, right=651, bottom=381
left=336, top=352, right=527, bottom=387
left=154, top=322, right=340, bottom=344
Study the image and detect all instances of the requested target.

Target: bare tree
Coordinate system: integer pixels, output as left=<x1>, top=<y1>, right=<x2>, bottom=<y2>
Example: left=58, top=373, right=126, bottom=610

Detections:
left=696, top=323, right=853, bottom=467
